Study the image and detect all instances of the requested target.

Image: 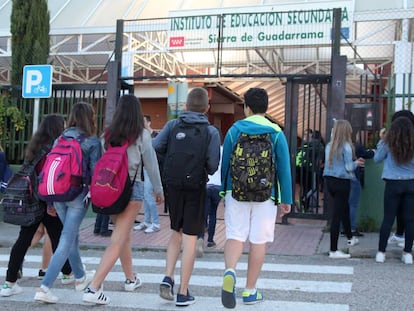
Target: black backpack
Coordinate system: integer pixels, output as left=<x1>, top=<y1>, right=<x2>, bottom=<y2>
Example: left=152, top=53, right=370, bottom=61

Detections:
left=2, top=149, right=48, bottom=226
left=230, top=132, right=276, bottom=202
left=163, top=120, right=210, bottom=190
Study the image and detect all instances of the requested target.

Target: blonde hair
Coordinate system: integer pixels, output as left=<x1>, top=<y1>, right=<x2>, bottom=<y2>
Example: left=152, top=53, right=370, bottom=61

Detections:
left=328, top=119, right=354, bottom=168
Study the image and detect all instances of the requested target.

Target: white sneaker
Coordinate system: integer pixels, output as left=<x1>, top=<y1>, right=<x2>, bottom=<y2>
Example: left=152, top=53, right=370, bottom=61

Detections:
left=347, top=236, right=359, bottom=246
left=329, top=250, right=351, bottom=259
left=133, top=222, right=148, bottom=231
left=401, top=252, right=413, bottom=264
left=388, top=233, right=404, bottom=244
left=75, top=270, right=95, bottom=291
left=0, top=282, right=23, bottom=297
left=124, top=274, right=142, bottom=291
left=375, top=251, right=386, bottom=263
left=34, top=288, right=58, bottom=303
left=61, top=273, right=75, bottom=285
left=83, top=287, right=110, bottom=305
left=144, top=224, right=160, bottom=233
left=196, top=238, right=204, bottom=258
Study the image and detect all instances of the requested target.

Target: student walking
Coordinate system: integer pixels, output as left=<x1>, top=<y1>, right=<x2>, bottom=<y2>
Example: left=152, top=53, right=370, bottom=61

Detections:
left=34, top=103, right=102, bottom=303
left=1, top=115, right=73, bottom=297
left=374, top=116, right=414, bottom=264
left=133, top=115, right=161, bottom=233
left=153, top=87, right=220, bottom=307
left=220, top=88, right=292, bottom=308
left=323, top=120, right=364, bottom=259
left=83, top=94, right=163, bottom=304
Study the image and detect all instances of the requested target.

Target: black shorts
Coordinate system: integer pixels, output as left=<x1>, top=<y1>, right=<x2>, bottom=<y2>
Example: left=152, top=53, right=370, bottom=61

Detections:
left=165, top=185, right=206, bottom=236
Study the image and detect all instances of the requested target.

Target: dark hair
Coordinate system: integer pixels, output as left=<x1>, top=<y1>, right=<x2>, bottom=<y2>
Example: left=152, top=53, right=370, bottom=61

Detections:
left=144, top=114, right=151, bottom=122
left=391, top=109, right=414, bottom=126
left=244, top=88, right=268, bottom=114
left=67, top=102, right=96, bottom=136
left=385, top=116, right=414, bottom=164
left=106, top=94, right=144, bottom=146
left=186, top=87, right=209, bottom=113
left=25, top=114, right=65, bottom=162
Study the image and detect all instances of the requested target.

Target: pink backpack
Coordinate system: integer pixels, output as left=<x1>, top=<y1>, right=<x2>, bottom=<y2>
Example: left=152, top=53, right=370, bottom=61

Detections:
left=91, top=142, right=138, bottom=215
left=38, top=135, right=85, bottom=202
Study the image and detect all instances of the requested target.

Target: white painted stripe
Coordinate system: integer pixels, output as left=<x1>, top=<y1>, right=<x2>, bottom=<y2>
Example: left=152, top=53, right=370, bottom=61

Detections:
left=0, top=255, right=353, bottom=275
left=0, top=267, right=352, bottom=293
left=1, top=288, right=349, bottom=311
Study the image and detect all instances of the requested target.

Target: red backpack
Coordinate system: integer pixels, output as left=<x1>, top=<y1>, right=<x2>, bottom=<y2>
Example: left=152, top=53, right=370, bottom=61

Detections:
left=38, top=135, right=85, bottom=202
left=91, top=142, right=138, bottom=215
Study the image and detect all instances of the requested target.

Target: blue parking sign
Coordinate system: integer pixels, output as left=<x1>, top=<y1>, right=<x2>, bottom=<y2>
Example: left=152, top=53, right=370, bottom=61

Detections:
left=22, top=65, right=53, bottom=98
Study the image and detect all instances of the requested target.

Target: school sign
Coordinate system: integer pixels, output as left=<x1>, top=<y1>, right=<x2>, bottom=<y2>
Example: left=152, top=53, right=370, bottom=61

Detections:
left=168, top=0, right=354, bottom=50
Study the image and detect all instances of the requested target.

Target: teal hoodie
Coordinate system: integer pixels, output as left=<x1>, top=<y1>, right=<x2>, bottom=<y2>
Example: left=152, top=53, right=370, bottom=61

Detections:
left=220, top=115, right=293, bottom=204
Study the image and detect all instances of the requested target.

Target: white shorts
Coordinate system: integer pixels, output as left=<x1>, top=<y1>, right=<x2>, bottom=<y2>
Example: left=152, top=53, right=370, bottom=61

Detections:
left=224, top=192, right=278, bottom=244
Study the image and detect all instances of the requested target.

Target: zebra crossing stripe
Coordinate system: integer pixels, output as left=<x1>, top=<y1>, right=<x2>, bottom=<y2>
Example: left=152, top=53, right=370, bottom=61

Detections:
left=0, top=288, right=349, bottom=311
left=0, top=268, right=352, bottom=294
left=0, top=255, right=354, bottom=275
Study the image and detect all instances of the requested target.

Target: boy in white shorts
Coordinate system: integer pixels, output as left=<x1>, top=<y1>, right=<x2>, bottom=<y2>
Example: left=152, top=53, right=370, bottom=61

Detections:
left=220, top=88, right=292, bottom=309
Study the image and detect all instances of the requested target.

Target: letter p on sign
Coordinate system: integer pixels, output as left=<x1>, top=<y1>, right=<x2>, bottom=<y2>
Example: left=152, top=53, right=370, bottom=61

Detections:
left=22, top=65, right=53, bottom=98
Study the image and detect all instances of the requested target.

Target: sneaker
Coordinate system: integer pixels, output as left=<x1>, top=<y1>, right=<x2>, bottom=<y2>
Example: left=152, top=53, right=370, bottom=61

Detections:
left=401, top=252, right=413, bottom=264
left=375, top=251, right=386, bottom=263
left=144, top=224, right=160, bottom=233
left=388, top=233, right=405, bottom=244
left=352, top=230, right=364, bottom=237
left=221, top=269, right=236, bottom=309
left=160, top=276, right=175, bottom=301
left=75, top=270, right=95, bottom=291
left=38, top=269, right=46, bottom=280
left=124, top=274, right=142, bottom=291
left=207, top=241, right=216, bottom=248
left=347, top=236, right=359, bottom=246
left=176, top=290, right=196, bottom=307
left=100, top=230, right=113, bottom=237
left=242, top=290, right=264, bottom=305
left=196, top=238, right=204, bottom=258
left=133, top=222, right=148, bottom=231
left=398, top=242, right=405, bottom=248
left=0, top=282, right=23, bottom=297
left=83, top=287, right=110, bottom=305
left=34, top=288, right=58, bottom=303
left=61, top=273, right=75, bottom=285
left=329, top=250, right=351, bottom=259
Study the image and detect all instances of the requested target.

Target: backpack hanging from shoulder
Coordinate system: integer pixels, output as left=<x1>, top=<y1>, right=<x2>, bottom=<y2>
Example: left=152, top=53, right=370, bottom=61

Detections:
left=163, top=121, right=210, bottom=190
left=91, top=142, right=139, bottom=215
left=2, top=149, right=48, bottom=226
left=230, top=132, right=276, bottom=202
left=38, top=134, right=85, bottom=202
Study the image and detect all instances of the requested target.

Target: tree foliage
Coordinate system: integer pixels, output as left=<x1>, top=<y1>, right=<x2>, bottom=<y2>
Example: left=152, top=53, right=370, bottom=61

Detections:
left=11, top=0, right=50, bottom=85
left=0, top=94, right=25, bottom=139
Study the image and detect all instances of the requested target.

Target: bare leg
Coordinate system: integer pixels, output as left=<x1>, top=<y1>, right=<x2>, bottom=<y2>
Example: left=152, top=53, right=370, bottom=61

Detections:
left=165, top=230, right=182, bottom=280
left=178, top=233, right=197, bottom=295
left=245, top=243, right=266, bottom=289
left=224, top=239, right=244, bottom=270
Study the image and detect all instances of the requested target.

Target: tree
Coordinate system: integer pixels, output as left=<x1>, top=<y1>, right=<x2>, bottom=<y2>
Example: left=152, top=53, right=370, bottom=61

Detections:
left=11, top=0, right=50, bottom=85
left=0, top=94, right=25, bottom=139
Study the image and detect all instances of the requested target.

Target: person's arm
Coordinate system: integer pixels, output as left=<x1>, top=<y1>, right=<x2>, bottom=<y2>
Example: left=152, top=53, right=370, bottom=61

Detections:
left=220, top=129, right=234, bottom=196
left=205, top=126, right=221, bottom=176
left=142, top=131, right=163, bottom=197
left=374, top=140, right=387, bottom=163
left=152, top=120, right=174, bottom=155
left=274, top=132, right=293, bottom=205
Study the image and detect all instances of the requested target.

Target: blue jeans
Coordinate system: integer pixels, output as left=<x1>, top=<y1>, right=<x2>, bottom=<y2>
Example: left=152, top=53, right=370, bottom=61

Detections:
left=143, top=169, right=159, bottom=226
left=198, top=184, right=220, bottom=241
left=41, top=192, right=88, bottom=288
left=348, top=178, right=361, bottom=231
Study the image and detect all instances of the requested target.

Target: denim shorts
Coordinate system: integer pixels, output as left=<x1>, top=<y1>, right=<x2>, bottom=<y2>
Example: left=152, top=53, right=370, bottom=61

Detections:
left=130, top=180, right=144, bottom=201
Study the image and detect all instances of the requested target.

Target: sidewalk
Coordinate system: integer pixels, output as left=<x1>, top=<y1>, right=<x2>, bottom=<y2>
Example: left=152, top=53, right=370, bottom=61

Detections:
left=0, top=203, right=386, bottom=259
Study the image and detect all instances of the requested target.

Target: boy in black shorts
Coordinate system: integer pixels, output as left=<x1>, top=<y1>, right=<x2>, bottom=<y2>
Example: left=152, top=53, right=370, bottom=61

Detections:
left=153, top=87, right=220, bottom=307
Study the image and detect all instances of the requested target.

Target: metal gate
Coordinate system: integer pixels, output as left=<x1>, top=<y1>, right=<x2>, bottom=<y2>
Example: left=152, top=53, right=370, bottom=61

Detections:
left=284, top=76, right=330, bottom=220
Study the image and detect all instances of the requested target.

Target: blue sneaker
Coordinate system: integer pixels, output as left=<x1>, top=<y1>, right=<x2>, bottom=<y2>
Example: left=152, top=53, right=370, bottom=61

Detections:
left=242, top=290, right=264, bottom=304
left=221, top=269, right=236, bottom=309
left=160, top=276, right=174, bottom=301
left=176, top=290, right=196, bottom=307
